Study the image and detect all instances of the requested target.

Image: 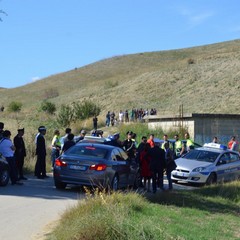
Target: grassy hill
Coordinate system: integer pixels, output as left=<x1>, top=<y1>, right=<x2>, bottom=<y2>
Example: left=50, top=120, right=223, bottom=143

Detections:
left=1, top=39, right=240, bottom=118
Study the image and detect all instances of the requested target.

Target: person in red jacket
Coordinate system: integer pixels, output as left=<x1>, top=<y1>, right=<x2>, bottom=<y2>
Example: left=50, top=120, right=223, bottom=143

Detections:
left=140, top=143, right=152, bottom=192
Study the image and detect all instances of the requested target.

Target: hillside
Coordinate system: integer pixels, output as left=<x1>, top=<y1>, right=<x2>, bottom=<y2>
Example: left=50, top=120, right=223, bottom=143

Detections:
left=1, top=39, right=240, bottom=118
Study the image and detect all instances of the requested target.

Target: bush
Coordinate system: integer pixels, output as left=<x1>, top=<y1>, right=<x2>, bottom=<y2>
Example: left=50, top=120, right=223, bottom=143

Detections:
left=8, top=101, right=22, bottom=112
left=40, top=101, right=56, bottom=115
left=56, top=104, right=74, bottom=127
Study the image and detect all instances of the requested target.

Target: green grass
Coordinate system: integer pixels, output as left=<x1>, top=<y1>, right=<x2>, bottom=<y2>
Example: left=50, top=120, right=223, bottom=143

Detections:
left=46, top=181, right=240, bottom=240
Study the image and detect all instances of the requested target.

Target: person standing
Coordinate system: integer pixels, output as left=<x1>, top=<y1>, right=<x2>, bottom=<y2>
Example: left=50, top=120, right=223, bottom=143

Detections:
left=184, top=132, right=194, bottom=152
left=35, top=126, right=48, bottom=179
left=228, top=136, right=239, bottom=151
left=0, top=130, right=23, bottom=185
left=105, top=111, right=111, bottom=127
left=0, top=122, right=4, bottom=140
left=164, top=142, right=177, bottom=190
left=122, top=131, right=136, bottom=160
left=51, top=129, right=61, bottom=168
left=148, top=143, right=166, bottom=193
left=14, top=128, right=27, bottom=180
left=174, top=134, right=183, bottom=158
left=140, top=143, right=152, bottom=192
left=212, top=136, right=218, bottom=143
left=75, top=129, right=86, bottom=143
left=147, top=134, right=155, bottom=148
left=93, top=115, right=98, bottom=130
left=61, top=133, right=75, bottom=154
left=60, top=128, right=72, bottom=149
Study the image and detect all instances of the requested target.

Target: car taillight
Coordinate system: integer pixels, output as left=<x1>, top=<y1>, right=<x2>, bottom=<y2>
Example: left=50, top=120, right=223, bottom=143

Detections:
left=55, top=158, right=67, bottom=167
left=89, top=164, right=107, bottom=171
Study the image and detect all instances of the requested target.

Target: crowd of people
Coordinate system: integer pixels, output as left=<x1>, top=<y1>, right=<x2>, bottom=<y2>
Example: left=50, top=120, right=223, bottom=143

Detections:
left=105, top=108, right=157, bottom=127
left=0, top=118, right=239, bottom=191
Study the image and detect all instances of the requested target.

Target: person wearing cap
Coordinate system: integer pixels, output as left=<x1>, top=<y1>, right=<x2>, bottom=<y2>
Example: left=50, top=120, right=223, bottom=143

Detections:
left=0, top=130, right=23, bottom=185
left=14, top=128, right=27, bottom=180
left=122, top=131, right=136, bottom=160
left=75, top=129, right=86, bottom=143
left=51, top=129, right=61, bottom=168
left=35, top=126, right=48, bottom=179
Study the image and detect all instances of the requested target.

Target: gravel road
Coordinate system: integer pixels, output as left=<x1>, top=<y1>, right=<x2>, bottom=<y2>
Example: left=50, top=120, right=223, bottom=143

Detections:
left=0, top=173, right=83, bottom=240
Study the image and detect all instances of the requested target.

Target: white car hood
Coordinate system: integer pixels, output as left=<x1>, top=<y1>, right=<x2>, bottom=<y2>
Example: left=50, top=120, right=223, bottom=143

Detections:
left=175, top=158, right=212, bottom=171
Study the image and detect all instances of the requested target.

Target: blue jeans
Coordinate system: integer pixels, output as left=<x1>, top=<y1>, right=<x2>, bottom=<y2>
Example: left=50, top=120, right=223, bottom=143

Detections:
left=51, top=148, right=60, bottom=167
left=6, top=156, right=18, bottom=184
left=166, top=168, right=173, bottom=190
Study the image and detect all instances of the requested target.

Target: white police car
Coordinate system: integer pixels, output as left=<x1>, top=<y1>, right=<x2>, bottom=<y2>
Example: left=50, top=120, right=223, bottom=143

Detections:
left=171, top=143, right=240, bottom=185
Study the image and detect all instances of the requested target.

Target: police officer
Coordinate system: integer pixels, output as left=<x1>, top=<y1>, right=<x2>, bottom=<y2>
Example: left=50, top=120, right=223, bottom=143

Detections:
left=174, top=134, right=183, bottom=158
left=122, top=131, right=136, bottom=160
left=35, top=126, right=48, bottom=179
left=184, top=132, right=194, bottom=152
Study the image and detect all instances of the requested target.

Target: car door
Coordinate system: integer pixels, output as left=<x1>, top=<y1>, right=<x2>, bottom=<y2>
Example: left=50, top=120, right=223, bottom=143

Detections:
left=111, top=148, right=129, bottom=187
left=216, top=153, right=230, bottom=182
left=118, top=148, right=139, bottom=185
left=227, top=152, right=240, bottom=181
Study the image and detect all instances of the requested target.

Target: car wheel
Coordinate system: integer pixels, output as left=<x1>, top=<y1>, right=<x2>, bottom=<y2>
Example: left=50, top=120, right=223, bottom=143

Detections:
left=0, top=167, right=10, bottom=186
left=111, top=175, right=119, bottom=191
left=54, top=180, right=67, bottom=189
left=206, top=173, right=217, bottom=185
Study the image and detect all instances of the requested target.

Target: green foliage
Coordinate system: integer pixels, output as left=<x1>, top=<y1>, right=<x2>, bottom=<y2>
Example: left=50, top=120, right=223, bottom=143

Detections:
left=104, top=80, right=119, bottom=89
left=56, top=104, right=74, bottom=127
left=47, top=182, right=240, bottom=240
left=8, top=101, right=22, bottom=112
left=73, top=100, right=100, bottom=120
left=40, top=101, right=56, bottom=115
left=56, top=100, right=100, bottom=127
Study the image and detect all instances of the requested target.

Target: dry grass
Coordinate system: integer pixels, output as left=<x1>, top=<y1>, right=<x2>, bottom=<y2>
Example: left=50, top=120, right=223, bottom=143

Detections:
left=1, top=39, right=240, bottom=118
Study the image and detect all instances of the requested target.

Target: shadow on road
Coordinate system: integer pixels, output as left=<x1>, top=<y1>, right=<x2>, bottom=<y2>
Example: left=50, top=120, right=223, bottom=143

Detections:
left=0, top=173, right=84, bottom=200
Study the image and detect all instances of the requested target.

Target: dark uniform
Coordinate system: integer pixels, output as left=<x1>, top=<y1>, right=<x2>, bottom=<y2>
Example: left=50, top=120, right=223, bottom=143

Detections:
left=14, top=128, right=27, bottom=180
left=148, top=145, right=166, bottom=193
left=122, top=138, right=136, bottom=160
left=35, top=126, right=47, bottom=179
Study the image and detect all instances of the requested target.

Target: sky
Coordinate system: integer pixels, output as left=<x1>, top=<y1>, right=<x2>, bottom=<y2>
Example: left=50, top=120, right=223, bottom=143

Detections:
left=1, top=0, right=240, bottom=89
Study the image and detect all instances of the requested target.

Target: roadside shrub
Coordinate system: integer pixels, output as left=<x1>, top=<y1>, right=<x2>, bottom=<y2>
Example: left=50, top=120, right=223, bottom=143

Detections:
left=8, top=101, right=22, bottom=112
left=56, top=104, right=74, bottom=127
left=40, top=101, right=56, bottom=115
left=187, top=58, right=195, bottom=64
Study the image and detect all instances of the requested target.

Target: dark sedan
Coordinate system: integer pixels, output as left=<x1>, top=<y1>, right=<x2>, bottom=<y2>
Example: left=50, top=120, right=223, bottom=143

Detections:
left=53, top=143, right=140, bottom=190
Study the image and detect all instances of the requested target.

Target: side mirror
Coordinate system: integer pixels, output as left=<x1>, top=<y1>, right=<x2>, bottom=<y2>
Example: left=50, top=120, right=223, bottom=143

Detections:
left=217, top=159, right=226, bottom=165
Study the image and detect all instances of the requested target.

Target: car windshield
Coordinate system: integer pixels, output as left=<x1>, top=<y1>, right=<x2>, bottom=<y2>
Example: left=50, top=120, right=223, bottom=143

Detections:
left=66, top=145, right=109, bottom=159
left=183, top=150, right=220, bottom=163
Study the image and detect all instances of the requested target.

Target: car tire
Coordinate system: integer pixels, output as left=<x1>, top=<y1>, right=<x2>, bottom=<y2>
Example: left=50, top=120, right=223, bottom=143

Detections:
left=111, top=175, right=119, bottom=191
left=0, top=167, right=10, bottom=186
left=206, top=173, right=217, bottom=185
left=54, top=180, right=67, bottom=189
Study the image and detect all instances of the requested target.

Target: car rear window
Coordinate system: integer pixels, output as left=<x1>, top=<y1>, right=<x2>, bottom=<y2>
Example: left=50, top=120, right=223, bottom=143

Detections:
left=66, top=145, right=108, bottom=159
left=183, top=150, right=220, bottom=162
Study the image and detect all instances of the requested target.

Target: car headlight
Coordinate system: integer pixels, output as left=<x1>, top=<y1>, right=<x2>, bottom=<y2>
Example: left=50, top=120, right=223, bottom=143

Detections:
left=192, top=167, right=206, bottom=172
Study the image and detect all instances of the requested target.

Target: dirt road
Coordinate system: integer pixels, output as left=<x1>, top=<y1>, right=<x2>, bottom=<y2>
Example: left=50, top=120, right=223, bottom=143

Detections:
left=0, top=173, right=83, bottom=240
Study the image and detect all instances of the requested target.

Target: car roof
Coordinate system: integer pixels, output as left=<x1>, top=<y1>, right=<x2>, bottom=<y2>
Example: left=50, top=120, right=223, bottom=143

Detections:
left=75, top=142, right=119, bottom=150
left=79, top=136, right=108, bottom=143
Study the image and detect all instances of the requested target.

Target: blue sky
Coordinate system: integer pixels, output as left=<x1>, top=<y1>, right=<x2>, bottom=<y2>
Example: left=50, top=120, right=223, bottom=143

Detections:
left=1, top=0, right=240, bottom=88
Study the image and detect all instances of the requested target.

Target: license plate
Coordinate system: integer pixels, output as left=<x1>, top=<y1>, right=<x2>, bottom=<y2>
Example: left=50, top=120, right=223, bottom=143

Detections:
left=69, top=165, right=86, bottom=171
left=176, top=171, right=185, bottom=177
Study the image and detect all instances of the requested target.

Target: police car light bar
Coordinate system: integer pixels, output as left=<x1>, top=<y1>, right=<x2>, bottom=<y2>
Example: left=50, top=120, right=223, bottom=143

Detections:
left=203, top=143, right=227, bottom=150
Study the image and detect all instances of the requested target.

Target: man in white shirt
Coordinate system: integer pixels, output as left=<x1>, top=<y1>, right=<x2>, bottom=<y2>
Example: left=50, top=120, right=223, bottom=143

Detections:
left=0, top=130, right=23, bottom=185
